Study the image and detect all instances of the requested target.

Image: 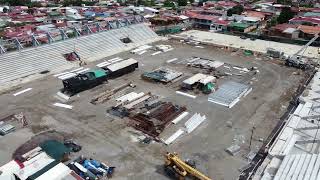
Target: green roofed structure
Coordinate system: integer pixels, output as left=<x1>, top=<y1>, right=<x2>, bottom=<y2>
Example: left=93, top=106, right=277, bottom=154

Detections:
left=228, top=22, right=250, bottom=32
left=40, top=140, right=70, bottom=161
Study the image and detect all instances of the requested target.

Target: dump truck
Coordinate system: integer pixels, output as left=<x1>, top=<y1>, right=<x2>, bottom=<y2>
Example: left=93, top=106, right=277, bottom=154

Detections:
left=164, top=152, right=211, bottom=180
left=62, top=69, right=108, bottom=96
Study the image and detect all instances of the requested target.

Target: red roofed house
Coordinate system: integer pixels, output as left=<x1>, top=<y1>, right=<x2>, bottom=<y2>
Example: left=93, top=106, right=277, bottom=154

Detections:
left=268, top=23, right=299, bottom=39
left=3, top=24, right=35, bottom=39
left=216, top=1, right=238, bottom=8
left=298, top=25, right=320, bottom=39
left=289, top=17, right=320, bottom=26
left=210, top=20, right=230, bottom=31
left=242, top=11, right=272, bottom=21
left=185, top=11, right=220, bottom=29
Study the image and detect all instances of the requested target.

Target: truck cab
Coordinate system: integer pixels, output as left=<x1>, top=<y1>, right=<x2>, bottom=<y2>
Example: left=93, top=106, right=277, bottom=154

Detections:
left=62, top=69, right=107, bottom=96
left=285, top=56, right=311, bottom=70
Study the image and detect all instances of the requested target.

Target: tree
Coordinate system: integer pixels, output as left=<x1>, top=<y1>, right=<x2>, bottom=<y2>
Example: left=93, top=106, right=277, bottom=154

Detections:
left=2, top=7, right=8, bottom=13
left=266, top=17, right=277, bottom=28
left=227, top=5, right=244, bottom=16
left=0, top=0, right=31, bottom=6
left=62, top=0, right=82, bottom=6
left=277, top=7, right=295, bottom=24
left=231, top=5, right=244, bottom=14
left=163, top=0, right=175, bottom=7
left=276, top=0, right=292, bottom=5
left=26, top=2, right=42, bottom=7
left=143, top=0, right=155, bottom=6
left=150, top=0, right=155, bottom=6
left=178, top=0, right=188, bottom=6
left=227, top=8, right=233, bottom=16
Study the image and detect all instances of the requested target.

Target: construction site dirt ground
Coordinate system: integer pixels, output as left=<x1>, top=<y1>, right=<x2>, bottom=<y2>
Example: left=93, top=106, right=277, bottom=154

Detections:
left=0, top=39, right=307, bottom=180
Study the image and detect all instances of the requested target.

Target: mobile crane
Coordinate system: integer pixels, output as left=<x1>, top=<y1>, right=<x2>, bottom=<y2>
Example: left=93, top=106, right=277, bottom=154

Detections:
left=164, top=152, right=212, bottom=180
left=285, top=34, right=319, bottom=69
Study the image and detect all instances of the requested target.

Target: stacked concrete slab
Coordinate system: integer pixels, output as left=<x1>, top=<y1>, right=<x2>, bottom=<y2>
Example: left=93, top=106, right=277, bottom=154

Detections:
left=0, top=24, right=161, bottom=84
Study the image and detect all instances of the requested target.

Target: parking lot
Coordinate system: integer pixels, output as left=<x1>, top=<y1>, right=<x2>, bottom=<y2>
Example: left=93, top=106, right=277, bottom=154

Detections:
left=0, top=39, right=307, bottom=180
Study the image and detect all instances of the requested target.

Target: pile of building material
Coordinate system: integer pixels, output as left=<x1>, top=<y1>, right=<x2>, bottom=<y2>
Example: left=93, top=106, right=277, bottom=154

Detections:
left=0, top=113, right=28, bottom=136
left=106, top=90, right=189, bottom=139
left=99, top=57, right=116, bottom=64
left=116, top=92, right=145, bottom=103
left=54, top=67, right=90, bottom=80
left=172, top=111, right=189, bottom=124
left=96, top=57, right=123, bottom=68
left=185, top=57, right=225, bottom=69
left=182, top=73, right=216, bottom=90
left=184, top=113, right=206, bottom=133
left=163, top=112, right=206, bottom=145
left=152, top=45, right=173, bottom=56
left=0, top=124, right=15, bottom=136
left=107, top=91, right=158, bottom=117
left=129, top=102, right=187, bottom=138
left=163, top=129, right=184, bottom=145
left=91, top=82, right=134, bottom=104
left=142, top=68, right=183, bottom=83
left=100, top=58, right=138, bottom=78
left=156, top=44, right=173, bottom=52
left=131, top=45, right=153, bottom=55
left=123, top=94, right=152, bottom=109
left=226, top=144, right=241, bottom=156
left=208, top=81, right=251, bottom=108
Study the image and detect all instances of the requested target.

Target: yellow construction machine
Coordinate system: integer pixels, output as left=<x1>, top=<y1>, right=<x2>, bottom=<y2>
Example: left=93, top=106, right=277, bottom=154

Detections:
left=164, top=152, right=212, bottom=180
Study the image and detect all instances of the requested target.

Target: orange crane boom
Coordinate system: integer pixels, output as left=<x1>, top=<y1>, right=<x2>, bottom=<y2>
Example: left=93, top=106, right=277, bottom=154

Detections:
left=164, top=152, right=212, bottom=180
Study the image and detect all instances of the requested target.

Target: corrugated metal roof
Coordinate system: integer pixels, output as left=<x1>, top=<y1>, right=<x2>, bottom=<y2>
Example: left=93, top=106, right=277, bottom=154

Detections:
left=35, top=163, right=71, bottom=180
left=183, top=73, right=210, bottom=85
left=106, top=58, right=138, bottom=72
left=18, top=152, right=55, bottom=180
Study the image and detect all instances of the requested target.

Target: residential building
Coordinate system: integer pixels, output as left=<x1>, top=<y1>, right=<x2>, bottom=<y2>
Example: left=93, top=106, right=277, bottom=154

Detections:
left=289, top=17, right=320, bottom=26
left=228, top=22, right=256, bottom=33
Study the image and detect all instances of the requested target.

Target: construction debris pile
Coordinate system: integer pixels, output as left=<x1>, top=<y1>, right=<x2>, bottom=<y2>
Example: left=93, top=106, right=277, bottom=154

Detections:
left=168, top=56, right=257, bottom=78
left=182, top=73, right=216, bottom=94
left=130, top=102, right=186, bottom=138
left=91, top=82, right=135, bottom=105
left=186, top=57, right=225, bottom=69
left=131, top=45, right=153, bottom=55
left=163, top=113, right=207, bottom=145
left=142, top=68, right=183, bottom=83
left=0, top=113, right=27, bottom=136
left=152, top=44, right=174, bottom=56
left=107, top=91, right=187, bottom=140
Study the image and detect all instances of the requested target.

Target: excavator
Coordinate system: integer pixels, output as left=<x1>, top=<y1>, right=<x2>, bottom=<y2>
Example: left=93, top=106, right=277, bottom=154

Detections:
left=164, top=152, right=212, bottom=180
